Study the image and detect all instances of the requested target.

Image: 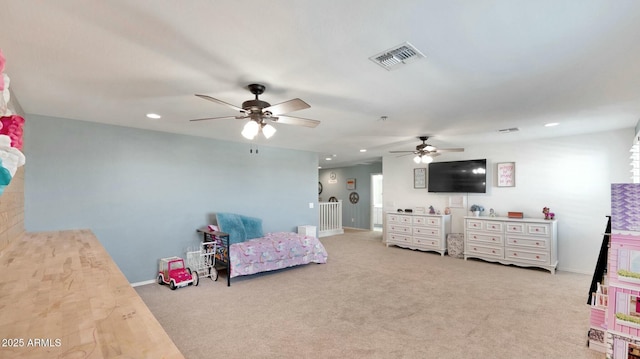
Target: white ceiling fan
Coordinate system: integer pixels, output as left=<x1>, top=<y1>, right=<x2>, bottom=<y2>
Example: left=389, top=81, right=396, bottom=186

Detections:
left=191, top=84, right=320, bottom=140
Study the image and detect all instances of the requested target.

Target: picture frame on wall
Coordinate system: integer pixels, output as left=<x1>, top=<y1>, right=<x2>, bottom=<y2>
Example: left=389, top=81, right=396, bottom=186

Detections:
left=414, top=168, right=426, bottom=189
left=346, top=178, right=356, bottom=190
left=497, top=162, right=516, bottom=187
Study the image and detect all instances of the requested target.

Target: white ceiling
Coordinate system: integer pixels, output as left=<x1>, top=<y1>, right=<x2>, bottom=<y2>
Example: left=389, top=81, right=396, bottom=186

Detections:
left=1, top=1, right=639, bottom=168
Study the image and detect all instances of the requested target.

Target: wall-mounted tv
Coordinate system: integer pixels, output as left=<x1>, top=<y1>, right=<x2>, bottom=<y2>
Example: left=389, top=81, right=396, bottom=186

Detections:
left=428, top=159, right=487, bottom=193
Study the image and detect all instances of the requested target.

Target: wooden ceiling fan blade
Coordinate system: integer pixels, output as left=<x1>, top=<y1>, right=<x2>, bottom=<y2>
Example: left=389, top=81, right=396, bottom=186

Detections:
left=264, top=98, right=310, bottom=115
left=389, top=150, right=417, bottom=153
left=190, top=115, right=246, bottom=122
left=195, top=94, right=245, bottom=113
left=275, top=115, right=320, bottom=128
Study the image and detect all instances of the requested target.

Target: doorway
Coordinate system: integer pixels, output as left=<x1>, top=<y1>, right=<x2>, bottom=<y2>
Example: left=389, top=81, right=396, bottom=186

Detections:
left=371, top=173, right=383, bottom=231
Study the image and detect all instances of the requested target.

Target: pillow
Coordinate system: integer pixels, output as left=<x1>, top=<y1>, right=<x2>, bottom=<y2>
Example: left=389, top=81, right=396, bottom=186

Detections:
left=215, top=213, right=246, bottom=245
left=240, top=215, right=264, bottom=240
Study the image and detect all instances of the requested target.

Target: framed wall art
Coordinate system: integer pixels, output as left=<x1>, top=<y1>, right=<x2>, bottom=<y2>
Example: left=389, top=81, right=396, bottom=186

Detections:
left=414, top=168, right=426, bottom=189
left=497, top=162, right=516, bottom=187
left=346, top=178, right=356, bottom=190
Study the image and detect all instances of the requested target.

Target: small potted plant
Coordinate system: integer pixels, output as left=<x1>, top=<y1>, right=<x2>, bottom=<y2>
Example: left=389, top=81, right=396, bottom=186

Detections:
left=470, top=204, right=484, bottom=217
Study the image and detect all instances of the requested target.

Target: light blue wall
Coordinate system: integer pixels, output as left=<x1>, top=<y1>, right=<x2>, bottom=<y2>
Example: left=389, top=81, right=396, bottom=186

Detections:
left=319, top=163, right=382, bottom=229
left=24, top=115, right=319, bottom=283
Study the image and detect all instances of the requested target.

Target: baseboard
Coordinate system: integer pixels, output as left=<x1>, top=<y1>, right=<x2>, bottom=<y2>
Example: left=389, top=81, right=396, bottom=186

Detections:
left=342, top=226, right=368, bottom=231
left=555, top=267, right=593, bottom=275
left=131, top=279, right=156, bottom=287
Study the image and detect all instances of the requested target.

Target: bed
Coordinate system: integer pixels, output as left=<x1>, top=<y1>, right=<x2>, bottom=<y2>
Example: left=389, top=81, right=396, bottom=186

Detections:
left=202, top=212, right=328, bottom=286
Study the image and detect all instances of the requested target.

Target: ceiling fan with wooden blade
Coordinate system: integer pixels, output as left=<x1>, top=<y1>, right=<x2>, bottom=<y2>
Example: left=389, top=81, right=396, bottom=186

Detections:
left=390, top=136, right=464, bottom=163
left=191, top=84, right=320, bottom=139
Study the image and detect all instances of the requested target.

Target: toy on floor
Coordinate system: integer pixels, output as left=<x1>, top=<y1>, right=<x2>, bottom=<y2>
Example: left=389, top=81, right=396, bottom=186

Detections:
left=157, top=256, right=193, bottom=290
left=186, top=240, right=218, bottom=286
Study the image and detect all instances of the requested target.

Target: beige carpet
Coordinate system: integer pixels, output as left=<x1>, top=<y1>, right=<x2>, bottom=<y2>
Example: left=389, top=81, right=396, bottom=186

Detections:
left=136, top=229, right=604, bottom=359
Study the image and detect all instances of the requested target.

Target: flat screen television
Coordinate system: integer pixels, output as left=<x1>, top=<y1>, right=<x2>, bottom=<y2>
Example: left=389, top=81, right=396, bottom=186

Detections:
left=428, top=159, right=487, bottom=193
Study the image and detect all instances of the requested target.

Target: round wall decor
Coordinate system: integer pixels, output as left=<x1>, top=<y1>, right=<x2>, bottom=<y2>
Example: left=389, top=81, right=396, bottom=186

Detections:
left=318, top=182, right=323, bottom=195
left=349, top=192, right=359, bottom=204
left=328, top=196, right=338, bottom=202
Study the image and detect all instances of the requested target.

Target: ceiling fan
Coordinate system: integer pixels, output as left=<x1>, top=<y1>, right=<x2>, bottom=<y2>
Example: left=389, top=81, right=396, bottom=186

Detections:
left=191, top=83, right=320, bottom=140
left=390, top=136, right=464, bottom=164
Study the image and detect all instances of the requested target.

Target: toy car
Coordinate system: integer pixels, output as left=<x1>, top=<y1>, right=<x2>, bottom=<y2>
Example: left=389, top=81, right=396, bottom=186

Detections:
left=157, top=256, right=193, bottom=290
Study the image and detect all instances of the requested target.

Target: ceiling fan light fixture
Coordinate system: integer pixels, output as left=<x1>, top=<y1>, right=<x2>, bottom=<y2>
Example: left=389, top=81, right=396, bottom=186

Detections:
left=421, top=155, right=433, bottom=164
left=262, top=123, right=276, bottom=139
left=242, top=120, right=260, bottom=139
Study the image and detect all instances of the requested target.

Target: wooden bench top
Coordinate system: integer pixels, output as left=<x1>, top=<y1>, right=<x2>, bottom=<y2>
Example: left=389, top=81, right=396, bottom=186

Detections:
left=0, top=230, right=184, bottom=358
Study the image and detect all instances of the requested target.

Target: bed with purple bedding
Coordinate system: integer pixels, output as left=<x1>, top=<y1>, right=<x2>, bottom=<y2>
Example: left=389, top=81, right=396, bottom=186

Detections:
left=213, top=213, right=328, bottom=284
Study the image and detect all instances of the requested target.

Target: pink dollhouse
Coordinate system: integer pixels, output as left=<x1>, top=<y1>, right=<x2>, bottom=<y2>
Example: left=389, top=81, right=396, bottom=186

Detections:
left=595, top=184, right=640, bottom=358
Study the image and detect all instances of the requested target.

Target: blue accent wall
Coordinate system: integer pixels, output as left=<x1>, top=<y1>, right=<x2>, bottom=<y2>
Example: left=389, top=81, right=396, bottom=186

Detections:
left=24, top=115, right=319, bottom=283
left=319, top=163, right=382, bottom=229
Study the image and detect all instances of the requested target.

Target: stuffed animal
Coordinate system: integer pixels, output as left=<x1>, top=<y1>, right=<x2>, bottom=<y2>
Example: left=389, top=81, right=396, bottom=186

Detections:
left=542, top=207, right=555, bottom=220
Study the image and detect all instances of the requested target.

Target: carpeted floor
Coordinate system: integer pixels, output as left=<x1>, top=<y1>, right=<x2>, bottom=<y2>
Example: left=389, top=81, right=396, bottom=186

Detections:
left=136, top=229, right=604, bottom=359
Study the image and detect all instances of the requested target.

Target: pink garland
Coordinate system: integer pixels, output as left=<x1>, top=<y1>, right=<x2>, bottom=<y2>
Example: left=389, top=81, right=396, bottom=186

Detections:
left=0, top=115, right=24, bottom=149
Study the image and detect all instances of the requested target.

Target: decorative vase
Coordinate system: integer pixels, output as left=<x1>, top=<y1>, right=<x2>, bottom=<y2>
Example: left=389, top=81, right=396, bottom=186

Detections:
left=473, top=211, right=480, bottom=217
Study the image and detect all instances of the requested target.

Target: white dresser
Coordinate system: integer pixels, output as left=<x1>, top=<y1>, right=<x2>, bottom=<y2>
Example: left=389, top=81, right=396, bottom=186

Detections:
left=463, top=216, right=558, bottom=274
left=385, top=212, right=452, bottom=256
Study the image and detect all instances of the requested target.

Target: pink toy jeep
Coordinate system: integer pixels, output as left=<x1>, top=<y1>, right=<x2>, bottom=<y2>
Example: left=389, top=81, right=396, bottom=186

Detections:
left=157, top=256, right=193, bottom=290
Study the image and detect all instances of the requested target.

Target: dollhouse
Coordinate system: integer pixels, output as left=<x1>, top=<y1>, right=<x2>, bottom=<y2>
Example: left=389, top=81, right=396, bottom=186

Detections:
left=590, top=184, right=640, bottom=358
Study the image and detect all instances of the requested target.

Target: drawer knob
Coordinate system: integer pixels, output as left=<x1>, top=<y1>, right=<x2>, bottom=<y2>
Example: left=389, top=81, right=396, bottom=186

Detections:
left=492, top=250, right=495, bottom=254
left=513, top=240, right=517, bottom=243
left=473, top=247, right=477, bottom=251
left=536, top=229, right=539, bottom=232
left=536, top=255, right=540, bottom=259
left=536, top=242, right=540, bottom=246
left=514, top=253, right=518, bottom=256
left=513, top=227, right=517, bottom=230
left=473, top=235, right=477, bottom=239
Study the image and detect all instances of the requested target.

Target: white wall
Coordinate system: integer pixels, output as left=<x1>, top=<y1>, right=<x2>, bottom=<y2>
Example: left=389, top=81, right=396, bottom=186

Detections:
left=383, top=128, right=634, bottom=274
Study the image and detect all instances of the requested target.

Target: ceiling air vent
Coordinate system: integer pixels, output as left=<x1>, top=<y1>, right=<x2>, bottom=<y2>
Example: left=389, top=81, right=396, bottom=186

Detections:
left=369, top=42, right=425, bottom=71
left=498, top=127, right=520, bottom=133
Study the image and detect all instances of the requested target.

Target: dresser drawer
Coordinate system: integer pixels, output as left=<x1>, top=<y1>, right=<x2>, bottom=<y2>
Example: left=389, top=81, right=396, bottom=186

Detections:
left=414, top=216, right=441, bottom=227
left=527, top=223, right=550, bottom=236
left=505, top=249, right=548, bottom=264
left=413, top=226, right=441, bottom=237
left=388, top=224, right=411, bottom=234
left=467, top=219, right=484, bottom=230
left=506, top=236, right=549, bottom=250
left=413, top=237, right=440, bottom=248
left=467, top=231, right=504, bottom=246
left=506, top=222, right=526, bottom=234
left=466, top=243, right=503, bottom=259
left=483, top=221, right=503, bottom=232
left=387, top=233, right=412, bottom=244
left=388, top=214, right=412, bottom=225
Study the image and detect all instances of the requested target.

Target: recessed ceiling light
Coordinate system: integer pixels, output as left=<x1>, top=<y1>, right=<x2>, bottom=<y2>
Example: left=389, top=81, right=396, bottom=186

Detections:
left=545, top=122, right=559, bottom=127
left=146, top=113, right=161, bottom=119
left=318, top=166, right=322, bottom=169
left=360, top=149, right=367, bottom=152
left=325, top=157, right=332, bottom=161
